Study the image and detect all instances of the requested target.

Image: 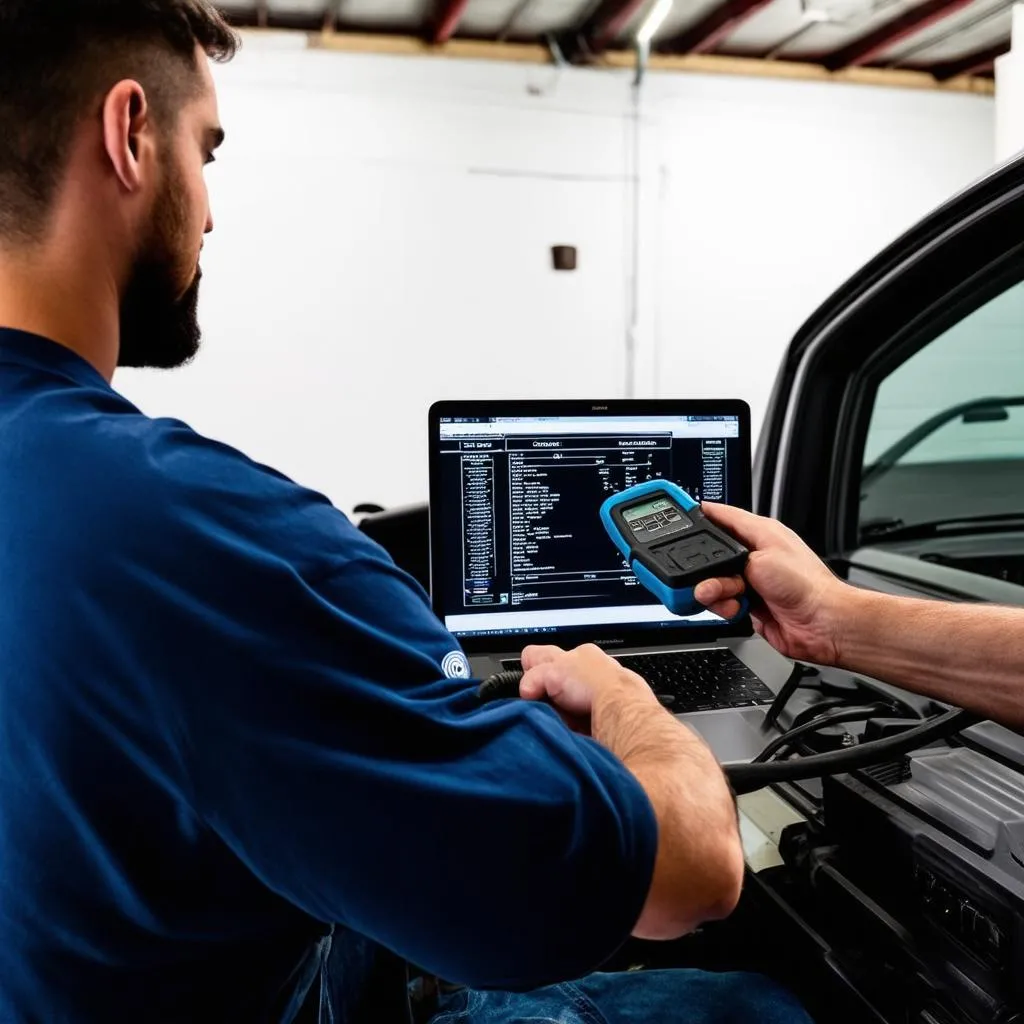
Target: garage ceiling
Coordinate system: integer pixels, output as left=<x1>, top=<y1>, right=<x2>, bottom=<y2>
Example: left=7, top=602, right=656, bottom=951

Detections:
left=218, top=0, right=1010, bottom=80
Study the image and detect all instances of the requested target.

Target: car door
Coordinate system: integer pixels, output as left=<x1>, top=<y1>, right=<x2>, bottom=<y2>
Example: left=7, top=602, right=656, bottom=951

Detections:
left=755, top=150, right=1024, bottom=607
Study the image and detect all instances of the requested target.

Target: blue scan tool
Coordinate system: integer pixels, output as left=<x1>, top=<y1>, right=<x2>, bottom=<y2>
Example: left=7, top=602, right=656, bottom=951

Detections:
left=600, top=480, right=749, bottom=618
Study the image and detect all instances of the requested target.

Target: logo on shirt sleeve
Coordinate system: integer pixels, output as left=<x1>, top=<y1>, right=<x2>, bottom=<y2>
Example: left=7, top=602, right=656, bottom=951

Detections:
left=441, top=651, right=471, bottom=680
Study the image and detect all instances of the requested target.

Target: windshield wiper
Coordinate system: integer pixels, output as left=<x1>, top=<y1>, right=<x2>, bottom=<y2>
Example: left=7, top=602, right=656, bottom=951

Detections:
left=862, top=395, right=1024, bottom=490
left=860, top=512, right=1024, bottom=544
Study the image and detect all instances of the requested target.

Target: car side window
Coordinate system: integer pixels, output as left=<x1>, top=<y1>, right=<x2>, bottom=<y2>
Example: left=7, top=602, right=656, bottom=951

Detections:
left=859, top=279, right=1024, bottom=561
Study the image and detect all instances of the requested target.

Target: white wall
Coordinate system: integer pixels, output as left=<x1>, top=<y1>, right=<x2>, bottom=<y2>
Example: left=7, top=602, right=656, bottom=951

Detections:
left=117, top=36, right=995, bottom=513
left=996, top=5, right=1024, bottom=162
left=647, top=73, right=994, bottom=433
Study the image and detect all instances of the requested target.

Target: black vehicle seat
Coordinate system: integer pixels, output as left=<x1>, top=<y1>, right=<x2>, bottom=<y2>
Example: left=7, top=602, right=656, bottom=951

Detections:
left=356, top=503, right=431, bottom=594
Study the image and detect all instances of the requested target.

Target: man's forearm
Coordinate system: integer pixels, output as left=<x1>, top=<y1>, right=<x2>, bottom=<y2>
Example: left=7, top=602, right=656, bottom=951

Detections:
left=839, top=588, right=1024, bottom=727
left=591, top=683, right=744, bottom=939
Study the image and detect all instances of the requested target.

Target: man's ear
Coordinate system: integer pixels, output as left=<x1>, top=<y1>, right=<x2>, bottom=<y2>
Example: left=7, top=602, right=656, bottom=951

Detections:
left=101, top=80, right=154, bottom=193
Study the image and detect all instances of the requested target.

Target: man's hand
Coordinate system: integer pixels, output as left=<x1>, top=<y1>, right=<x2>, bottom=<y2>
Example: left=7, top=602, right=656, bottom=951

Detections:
left=520, top=643, right=658, bottom=732
left=694, top=503, right=850, bottom=666
left=520, top=642, right=744, bottom=938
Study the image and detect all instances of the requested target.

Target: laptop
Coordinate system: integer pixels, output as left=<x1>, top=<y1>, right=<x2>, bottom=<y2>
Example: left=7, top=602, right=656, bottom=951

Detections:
left=427, top=399, right=793, bottom=764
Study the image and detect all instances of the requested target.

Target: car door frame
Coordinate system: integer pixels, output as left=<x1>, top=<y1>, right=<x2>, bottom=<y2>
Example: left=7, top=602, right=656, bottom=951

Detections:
left=755, top=152, right=1024, bottom=605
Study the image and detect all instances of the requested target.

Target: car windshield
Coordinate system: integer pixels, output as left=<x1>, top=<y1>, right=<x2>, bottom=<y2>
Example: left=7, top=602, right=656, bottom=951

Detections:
left=859, top=280, right=1024, bottom=541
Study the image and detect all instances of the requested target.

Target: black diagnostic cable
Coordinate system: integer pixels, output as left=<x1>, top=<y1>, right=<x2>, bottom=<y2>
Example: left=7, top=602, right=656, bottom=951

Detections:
left=751, top=703, right=895, bottom=763
left=788, top=696, right=867, bottom=728
left=477, top=671, right=524, bottom=704
left=762, top=662, right=807, bottom=731
left=726, top=709, right=978, bottom=795
left=476, top=670, right=977, bottom=796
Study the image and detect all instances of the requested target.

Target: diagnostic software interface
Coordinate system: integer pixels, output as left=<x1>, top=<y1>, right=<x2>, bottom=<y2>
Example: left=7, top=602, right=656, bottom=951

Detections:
left=434, top=413, right=745, bottom=639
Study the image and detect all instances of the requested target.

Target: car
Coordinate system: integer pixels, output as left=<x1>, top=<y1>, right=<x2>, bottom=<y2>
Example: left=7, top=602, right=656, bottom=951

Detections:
left=758, top=149, right=1024, bottom=603
left=355, top=149, right=1024, bottom=1024
left=735, top=146, right=1024, bottom=1024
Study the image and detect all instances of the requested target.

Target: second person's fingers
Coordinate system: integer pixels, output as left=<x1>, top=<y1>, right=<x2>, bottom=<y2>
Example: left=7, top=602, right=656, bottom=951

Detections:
left=701, top=502, right=779, bottom=550
left=694, top=576, right=746, bottom=606
left=707, top=599, right=742, bottom=621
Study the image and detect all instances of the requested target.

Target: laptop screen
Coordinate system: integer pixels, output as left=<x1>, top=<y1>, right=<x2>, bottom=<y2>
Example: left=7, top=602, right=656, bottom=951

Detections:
left=429, top=402, right=751, bottom=645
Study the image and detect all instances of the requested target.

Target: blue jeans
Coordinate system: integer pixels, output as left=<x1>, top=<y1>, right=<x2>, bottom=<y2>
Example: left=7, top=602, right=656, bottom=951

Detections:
left=315, top=927, right=813, bottom=1024
left=430, top=970, right=814, bottom=1023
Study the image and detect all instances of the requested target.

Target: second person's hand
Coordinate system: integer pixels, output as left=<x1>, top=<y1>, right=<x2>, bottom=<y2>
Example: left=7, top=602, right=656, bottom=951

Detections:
left=694, top=503, right=854, bottom=666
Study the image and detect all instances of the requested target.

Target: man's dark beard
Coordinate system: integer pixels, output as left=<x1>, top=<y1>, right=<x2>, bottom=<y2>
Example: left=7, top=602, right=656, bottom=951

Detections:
left=117, top=162, right=202, bottom=371
left=117, top=263, right=201, bottom=370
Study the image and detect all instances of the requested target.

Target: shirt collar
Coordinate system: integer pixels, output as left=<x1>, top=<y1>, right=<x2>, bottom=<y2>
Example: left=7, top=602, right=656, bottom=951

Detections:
left=0, top=328, right=113, bottom=393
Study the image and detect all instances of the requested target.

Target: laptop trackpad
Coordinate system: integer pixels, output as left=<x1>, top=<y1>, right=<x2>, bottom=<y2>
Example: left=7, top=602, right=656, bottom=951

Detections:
left=680, top=708, right=772, bottom=765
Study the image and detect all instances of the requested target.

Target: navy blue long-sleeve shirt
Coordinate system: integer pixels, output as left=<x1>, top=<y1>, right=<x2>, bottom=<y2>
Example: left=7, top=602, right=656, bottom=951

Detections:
left=0, top=329, right=658, bottom=1022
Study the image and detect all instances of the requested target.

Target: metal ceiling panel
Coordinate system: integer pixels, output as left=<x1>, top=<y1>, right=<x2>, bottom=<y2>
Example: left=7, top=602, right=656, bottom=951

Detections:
left=770, top=0, right=929, bottom=58
left=889, top=6, right=1010, bottom=60
left=655, top=0, right=743, bottom=44
left=219, top=0, right=331, bottom=28
left=218, top=1, right=259, bottom=18
left=879, top=0, right=1011, bottom=60
left=510, top=0, right=599, bottom=33
left=655, top=1, right=722, bottom=39
left=214, top=0, right=1004, bottom=75
left=609, top=0, right=661, bottom=41
left=458, top=0, right=526, bottom=35
left=906, top=18, right=1008, bottom=61
left=720, top=0, right=819, bottom=53
left=338, top=0, right=428, bottom=29
left=268, top=0, right=329, bottom=13
left=719, top=0, right=903, bottom=52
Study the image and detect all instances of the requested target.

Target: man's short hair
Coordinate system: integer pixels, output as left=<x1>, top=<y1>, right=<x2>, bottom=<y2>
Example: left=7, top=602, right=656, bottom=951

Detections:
left=0, top=1, right=238, bottom=244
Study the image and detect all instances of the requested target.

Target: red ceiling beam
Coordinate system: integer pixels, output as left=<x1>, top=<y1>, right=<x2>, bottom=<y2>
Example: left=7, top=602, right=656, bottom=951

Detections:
left=584, top=0, right=651, bottom=51
left=823, top=0, right=976, bottom=71
left=930, top=38, right=1010, bottom=79
left=664, top=0, right=778, bottom=55
left=432, top=0, right=472, bottom=44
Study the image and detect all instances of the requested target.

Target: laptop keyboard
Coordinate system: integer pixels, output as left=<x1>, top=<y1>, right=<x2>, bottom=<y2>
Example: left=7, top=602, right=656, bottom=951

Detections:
left=616, top=649, right=774, bottom=713
left=505, top=648, right=773, bottom=714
